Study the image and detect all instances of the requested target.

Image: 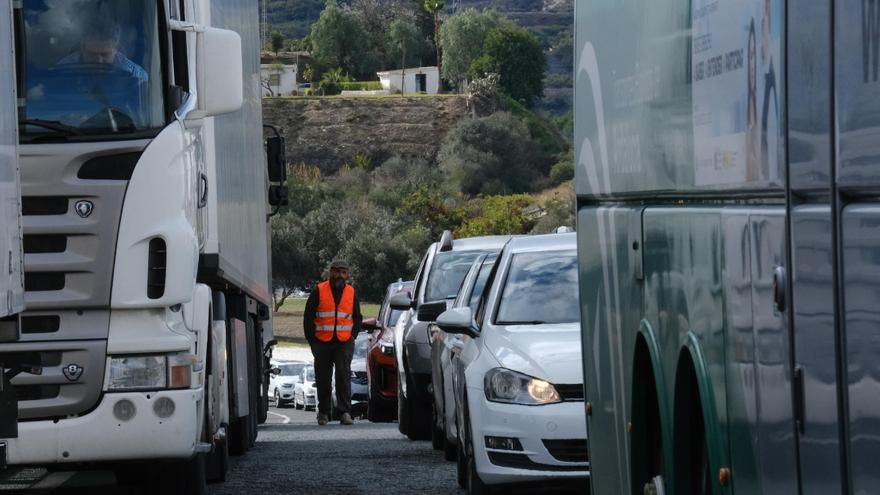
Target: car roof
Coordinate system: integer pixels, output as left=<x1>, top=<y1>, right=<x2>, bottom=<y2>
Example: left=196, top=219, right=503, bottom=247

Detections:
left=436, top=235, right=513, bottom=253
left=386, top=279, right=414, bottom=293
left=504, top=232, right=576, bottom=253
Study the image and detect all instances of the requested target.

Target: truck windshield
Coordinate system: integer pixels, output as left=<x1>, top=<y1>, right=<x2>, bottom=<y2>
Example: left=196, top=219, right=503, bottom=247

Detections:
left=18, top=0, right=165, bottom=142
left=495, top=250, right=579, bottom=326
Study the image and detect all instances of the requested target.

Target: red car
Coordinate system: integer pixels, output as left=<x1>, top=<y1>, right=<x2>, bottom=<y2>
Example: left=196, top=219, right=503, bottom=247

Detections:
left=365, top=279, right=414, bottom=422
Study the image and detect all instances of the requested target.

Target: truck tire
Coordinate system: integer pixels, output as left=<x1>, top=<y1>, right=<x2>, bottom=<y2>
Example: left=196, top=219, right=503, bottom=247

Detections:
left=229, top=415, right=251, bottom=455
left=206, top=426, right=229, bottom=483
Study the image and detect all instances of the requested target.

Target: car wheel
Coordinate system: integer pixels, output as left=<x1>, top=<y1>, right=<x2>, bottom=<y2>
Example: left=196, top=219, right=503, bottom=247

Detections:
left=431, top=402, right=444, bottom=450
left=274, top=389, right=281, bottom=407
left=403, top=370, right=430, bottom=440
left=397, top=373, right=410, bottom=435
left=464, top=403, right=491, bottom=495
left=443, top=433, right=457, bottom=462
left=456, top=421, right=467, bottom=488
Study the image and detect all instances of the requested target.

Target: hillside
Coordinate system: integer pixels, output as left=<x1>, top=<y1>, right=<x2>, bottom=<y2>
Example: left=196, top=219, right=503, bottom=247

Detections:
left=263, top=95, right=471, bottom=174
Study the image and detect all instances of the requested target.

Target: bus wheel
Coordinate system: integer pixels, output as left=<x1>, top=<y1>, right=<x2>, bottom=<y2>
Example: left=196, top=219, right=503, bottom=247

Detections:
left=674, top=353, right=712, bottom=495
left=631, top=337, right=665, bottom=494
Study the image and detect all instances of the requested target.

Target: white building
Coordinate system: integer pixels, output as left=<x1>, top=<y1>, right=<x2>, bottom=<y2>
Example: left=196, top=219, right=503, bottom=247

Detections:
left=376, top=66, right=439, bottom=95
left=260, top=63, right=298, bottom=97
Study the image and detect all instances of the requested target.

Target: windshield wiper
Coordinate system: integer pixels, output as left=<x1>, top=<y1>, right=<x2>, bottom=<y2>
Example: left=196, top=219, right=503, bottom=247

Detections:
left=496, top=320, right=547, bottom=325
left=21, top=119, right=82, bottom=136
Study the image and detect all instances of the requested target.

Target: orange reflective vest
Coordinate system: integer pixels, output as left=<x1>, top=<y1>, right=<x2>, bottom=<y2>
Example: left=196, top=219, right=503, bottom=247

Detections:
left=313, top=280, right=355, bottom=343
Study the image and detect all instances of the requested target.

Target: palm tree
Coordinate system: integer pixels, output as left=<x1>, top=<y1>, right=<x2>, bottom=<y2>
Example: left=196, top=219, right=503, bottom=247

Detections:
left=423, top=0, right=444, bottom=78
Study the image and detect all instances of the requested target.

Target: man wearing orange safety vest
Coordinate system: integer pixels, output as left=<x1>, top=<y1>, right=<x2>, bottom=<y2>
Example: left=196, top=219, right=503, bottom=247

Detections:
left=303, top=260, right=363, bottom=425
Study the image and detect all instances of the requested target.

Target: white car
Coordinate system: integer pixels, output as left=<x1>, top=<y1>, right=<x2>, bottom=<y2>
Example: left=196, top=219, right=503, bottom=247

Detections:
left=293, top=365, right=318, bottom=411
left=438, top=232, right=588, bottom=494
left=269, top=361, right=309, bottom=407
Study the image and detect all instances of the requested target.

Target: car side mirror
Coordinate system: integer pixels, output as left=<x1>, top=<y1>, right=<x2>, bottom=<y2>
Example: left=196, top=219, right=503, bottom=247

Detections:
left=389, top=292, right=413, bottom=310
left=270, top=367, right=281, bottom=375
left=436, top=307, right=478, bottom=338
left=361, top=317, right=379, bottom=330
left=418, top=300, right=450, bottom=323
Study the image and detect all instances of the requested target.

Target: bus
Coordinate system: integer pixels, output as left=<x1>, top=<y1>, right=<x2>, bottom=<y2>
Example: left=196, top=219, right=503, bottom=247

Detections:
left=576, top=0, right=880, bottom=493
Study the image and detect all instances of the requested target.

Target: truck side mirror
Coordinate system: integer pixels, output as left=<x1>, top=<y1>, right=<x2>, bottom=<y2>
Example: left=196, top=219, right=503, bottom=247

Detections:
left=268, top=185, right=289, bottom=206
left=196, top=27, right=243, bottom=117
left=266, top=136, right=287, bottom=182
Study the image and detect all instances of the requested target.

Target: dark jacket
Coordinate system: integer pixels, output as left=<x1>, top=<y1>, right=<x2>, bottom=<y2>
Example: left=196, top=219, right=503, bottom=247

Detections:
left=303, top=281, right=363, bottom=346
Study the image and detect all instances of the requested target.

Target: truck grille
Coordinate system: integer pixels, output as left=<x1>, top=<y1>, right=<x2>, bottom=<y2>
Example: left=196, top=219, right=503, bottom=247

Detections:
left=15, top=142, right=147, bottom=419
left=1, top=339, right=108, bottom=420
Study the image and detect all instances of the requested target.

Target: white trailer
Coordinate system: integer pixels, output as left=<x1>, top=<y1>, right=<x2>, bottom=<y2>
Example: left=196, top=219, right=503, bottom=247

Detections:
left=0, top=0, right=285, bottom=491
left=0, top=0, right=25, bottom=447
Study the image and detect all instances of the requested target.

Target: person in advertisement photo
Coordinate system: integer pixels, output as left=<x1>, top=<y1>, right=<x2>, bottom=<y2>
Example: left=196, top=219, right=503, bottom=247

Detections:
left=693, top=0, right=781, bottom=186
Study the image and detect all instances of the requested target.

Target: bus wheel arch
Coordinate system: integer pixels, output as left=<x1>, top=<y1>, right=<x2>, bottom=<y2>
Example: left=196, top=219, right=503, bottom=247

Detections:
left=630, top=323, right=672, bottom=495
left=673, top=332, right=729, bottom=495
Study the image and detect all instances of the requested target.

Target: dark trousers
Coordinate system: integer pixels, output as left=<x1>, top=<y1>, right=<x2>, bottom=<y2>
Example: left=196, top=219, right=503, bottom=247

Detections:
left=311, top=339, right=354, bottom=416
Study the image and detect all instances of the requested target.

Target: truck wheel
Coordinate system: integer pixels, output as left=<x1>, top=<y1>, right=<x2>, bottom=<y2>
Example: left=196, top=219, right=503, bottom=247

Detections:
left=206, top=427, right=229, bottom=483
left=229, top=415, right=251, bottom=456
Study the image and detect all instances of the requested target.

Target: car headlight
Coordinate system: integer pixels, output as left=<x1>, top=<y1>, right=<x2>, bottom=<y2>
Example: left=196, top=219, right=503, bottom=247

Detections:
left=108, top=354, right=194, bottom=391
left=484, top=368, right=561, bottom=405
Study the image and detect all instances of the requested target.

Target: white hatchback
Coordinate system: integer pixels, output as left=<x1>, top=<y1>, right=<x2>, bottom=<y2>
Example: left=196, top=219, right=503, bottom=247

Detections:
left=437, top=233, right=588, bottom=493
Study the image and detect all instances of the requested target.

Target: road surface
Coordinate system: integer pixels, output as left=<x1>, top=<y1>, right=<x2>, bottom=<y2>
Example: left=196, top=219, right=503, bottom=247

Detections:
left=0, top=405, right=586, bottom=493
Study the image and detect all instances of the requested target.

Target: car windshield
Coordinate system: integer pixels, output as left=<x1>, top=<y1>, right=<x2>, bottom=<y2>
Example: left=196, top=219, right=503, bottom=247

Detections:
left=425, top=251, right=486, bottom=301
left=387, top=309, right=404, bottom=327
left=304, top=367, right=315, bottom=381
left=354, top=334, right=369, bottom=359
left=19, top=0, right=166, bottom=142
left=467, top=257, right=497, bottom=311
left=278, top=364, right=305, bottom=377
left=495, top=250, right=580, bottom=326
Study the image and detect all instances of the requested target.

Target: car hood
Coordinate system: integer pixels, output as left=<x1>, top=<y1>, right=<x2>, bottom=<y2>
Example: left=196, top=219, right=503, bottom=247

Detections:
left=483, top=322, right=583, bottom=385
left=276, top=376, right=299, bottom=386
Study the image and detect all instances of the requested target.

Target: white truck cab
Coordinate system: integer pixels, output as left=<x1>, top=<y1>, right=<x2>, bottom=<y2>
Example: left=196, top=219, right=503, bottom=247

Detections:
left=0, top=1, right=284, bottom=492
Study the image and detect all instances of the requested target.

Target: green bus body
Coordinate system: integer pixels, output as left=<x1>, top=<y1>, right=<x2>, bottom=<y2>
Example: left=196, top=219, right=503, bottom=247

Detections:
left=576, top=0, right=880, bottom=493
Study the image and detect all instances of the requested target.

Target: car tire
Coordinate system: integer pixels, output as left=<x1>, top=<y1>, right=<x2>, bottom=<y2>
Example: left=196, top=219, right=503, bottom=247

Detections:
left=206, top=431, right=229, bottom=483
left=274, top=389, right=281, bottom=407
left=464, top=402, right=491, bottom=495
left=431, top=403, right=444, bottom=450
left=443, top=434, right=458, bottom=462
left=398, top=373, right=410, bottom=435
left=402, top=368, right=430, bottom=440
left=456, top=424, right=467, bottom=489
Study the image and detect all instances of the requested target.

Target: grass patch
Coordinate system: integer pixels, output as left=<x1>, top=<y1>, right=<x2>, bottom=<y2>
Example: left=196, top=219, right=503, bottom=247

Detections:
left=276, top=298, right=381, bottom=318
left=274, top=340, right=309, bottom=348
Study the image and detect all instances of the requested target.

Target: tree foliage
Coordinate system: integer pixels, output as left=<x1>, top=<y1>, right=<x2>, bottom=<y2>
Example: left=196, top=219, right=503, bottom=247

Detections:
left=439, top=9, right=504, bottom=87
left=438, top=112, right=543, bottom=195
left=385, top=19, right=430, bottom=69
left=458, top=194, right=535, bottom=237
left=310, top=2, right=376, bottom=79
left=478, top=24, right=545, bottom=107
left=270, top=30, right=285, bottom=55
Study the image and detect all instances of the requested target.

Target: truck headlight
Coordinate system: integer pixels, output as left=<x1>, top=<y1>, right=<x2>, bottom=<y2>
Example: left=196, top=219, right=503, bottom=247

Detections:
left=484, top=368, right=561, bottom=405
left=109, top=356, right=167, bottom=390
left=108, top=354, right=195, bottom=391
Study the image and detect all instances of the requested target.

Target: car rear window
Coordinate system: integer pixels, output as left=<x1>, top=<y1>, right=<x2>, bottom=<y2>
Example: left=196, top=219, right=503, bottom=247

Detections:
left=425, top=251, right=485, bottom=301
left=495, top=250, right=579, bottom=325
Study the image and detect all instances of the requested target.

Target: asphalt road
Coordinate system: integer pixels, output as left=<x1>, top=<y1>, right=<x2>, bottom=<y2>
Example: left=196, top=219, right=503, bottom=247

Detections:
left=0, top=405, right=586, bottom=494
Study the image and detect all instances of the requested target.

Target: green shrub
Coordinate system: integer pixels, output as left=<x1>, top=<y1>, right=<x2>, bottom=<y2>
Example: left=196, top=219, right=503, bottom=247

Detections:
left=338, top=81, right=384, bottom=91
left=458, top=194, right=535, bottom=237
left=550, top=150, right=574, bottom=184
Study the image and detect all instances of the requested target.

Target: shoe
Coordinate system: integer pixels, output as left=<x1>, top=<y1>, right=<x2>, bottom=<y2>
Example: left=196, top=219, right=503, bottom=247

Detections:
left=340, top=412, right=353, bottom=425
left=317, top=413, right=329, bottom=426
